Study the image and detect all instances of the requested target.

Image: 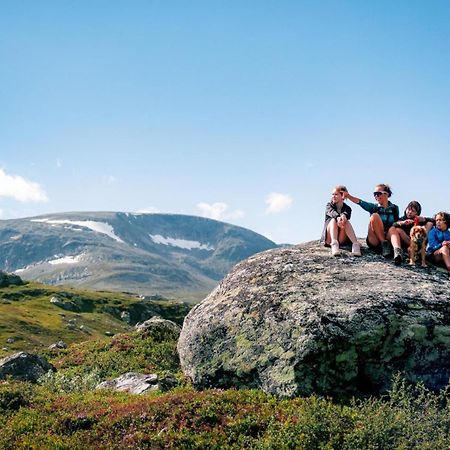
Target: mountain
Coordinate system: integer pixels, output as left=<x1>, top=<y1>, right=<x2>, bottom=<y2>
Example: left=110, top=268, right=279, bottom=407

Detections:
left=0, top=212, right=277, bottom=301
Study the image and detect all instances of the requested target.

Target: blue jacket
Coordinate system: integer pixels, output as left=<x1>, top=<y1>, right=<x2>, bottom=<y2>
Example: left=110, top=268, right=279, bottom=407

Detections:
left=358, top=200, right=399, bottom=231
left=426, top=227, right=450, bottom=254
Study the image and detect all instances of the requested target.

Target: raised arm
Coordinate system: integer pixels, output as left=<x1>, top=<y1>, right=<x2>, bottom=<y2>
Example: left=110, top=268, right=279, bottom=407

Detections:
left=343, top=192, right=361, bottom=205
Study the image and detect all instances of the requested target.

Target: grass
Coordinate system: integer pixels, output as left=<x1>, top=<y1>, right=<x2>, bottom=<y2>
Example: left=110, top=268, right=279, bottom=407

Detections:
left=0, top=281, right=190, bottom=357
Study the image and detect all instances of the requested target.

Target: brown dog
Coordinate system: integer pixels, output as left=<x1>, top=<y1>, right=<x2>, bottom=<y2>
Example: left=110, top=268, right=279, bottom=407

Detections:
left=409, top=225, right=428, bottom=267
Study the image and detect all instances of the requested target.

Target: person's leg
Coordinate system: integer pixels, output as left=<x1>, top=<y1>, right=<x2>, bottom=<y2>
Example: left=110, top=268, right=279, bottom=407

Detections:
left=342, top=221, right=361, bottom=256
left=367, top=213, right=385, bottom=247
left=327, top=219, right=340, bottom=256
left=397, top=229, right=410, bottom=248
left=438, top=246, right=450, bottom=268
left=387, top=227, right=403, bottom=264
left=430, top=247, right=450, bottom=274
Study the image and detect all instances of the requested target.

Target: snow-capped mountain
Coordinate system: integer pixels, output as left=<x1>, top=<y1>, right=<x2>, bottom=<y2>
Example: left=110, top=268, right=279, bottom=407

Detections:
left=0, top=212, right=277, bottom=301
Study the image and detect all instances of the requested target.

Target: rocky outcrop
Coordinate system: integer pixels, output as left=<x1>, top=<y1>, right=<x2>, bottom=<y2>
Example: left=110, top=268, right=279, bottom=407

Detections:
left=0, top=352, right=55, bottom=382
left=135, top=317, right=181, bottom=336
left=178, top=242, right=450, bottom=398
left=0, top=271, right=24, bottom=288
left=96, top=372, right=177, bottom=394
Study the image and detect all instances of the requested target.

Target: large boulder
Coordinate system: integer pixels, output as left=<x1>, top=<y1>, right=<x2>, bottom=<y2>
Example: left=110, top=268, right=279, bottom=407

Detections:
left=178, top=242, right=450, bottom=398
left=0, top=352, right=55, bottom=382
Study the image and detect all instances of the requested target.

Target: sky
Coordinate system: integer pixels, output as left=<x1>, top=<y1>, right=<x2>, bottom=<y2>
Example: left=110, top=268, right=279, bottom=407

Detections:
left=1, top=1, right=449, bottom=244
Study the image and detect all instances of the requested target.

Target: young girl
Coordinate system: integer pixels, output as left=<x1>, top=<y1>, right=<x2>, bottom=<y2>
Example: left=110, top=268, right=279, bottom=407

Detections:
left=426, top=211, right=450, bottom=277
left=391, top=200, right=434, bottom=249
left=344, top=183, right=400, bottom=262
left=321, top=185, right=361, bottom=256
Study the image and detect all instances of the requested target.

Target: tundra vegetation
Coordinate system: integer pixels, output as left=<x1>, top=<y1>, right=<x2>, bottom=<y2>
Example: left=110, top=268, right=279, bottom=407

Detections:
left=0, top=282, right=450, bottom=448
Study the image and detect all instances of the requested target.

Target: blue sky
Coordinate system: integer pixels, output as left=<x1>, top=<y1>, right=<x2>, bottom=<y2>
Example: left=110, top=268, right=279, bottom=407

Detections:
left=1, top=1, right=449, bottom=244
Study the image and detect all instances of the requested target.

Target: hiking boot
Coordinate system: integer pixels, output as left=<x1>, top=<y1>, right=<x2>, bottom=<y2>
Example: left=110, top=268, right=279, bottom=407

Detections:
left=351, top=242, right=361, bottom=257
left=381, top=240, right=392, bottom=258
left=331, top=241, right=341, bottom=257
left=393, top=247, right=403, bottom=265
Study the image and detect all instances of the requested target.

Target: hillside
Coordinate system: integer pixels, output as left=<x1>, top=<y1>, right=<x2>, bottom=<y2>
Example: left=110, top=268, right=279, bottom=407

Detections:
left=0, top=279, right=190, bottom=358
left=0, top=212, right=277, bottom=301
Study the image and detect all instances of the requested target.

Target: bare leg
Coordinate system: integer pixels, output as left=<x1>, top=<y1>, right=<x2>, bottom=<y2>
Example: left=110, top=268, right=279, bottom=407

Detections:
left=343, top=221, right=358, bottom=244
left=325, top=219, right=339, bottom=245
left=387, top=227, right=402, bottom=248
left=367, top=213, right=386, bottom=246
left=431, top=246, right=450, bottom=269
left=396, top=229, right=410, bottom=248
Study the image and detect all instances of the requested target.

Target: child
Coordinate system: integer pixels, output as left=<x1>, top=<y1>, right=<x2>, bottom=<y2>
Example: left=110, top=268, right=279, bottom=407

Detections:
left=321, top=185, right=361, bottom=257
left=426, top=211, right=450, bottom=277
left=391, top=200, right=435, bottom=249
left=344, top=183, right=400, bottom=262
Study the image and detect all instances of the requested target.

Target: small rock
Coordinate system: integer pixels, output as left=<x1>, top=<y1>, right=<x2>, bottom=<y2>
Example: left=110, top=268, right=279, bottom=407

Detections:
left=96, top=372, right=177, bottom=394
left=105, top=331, right=114, bottom=337
left=6, top=338, right=15, bottom=344
left=0, top=352, right=55, bottom=383
left=135, top=317, right=181, bottom=336
left=120, top=311, right=131, bottom=324
left=48, top=341, right=67, bottom=350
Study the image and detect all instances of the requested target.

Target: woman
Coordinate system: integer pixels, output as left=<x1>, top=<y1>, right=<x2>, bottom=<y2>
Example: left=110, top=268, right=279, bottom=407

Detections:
left=427, top=211, right=450, bottom=277
left=320, top=185, right=361, bottom=257
left=344, top=183, right=401, bottom=262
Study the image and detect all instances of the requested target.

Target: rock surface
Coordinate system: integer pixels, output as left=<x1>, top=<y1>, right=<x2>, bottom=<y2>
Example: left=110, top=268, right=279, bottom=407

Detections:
left=0, top=352, right=55, bottom=382
left=135, top=316, right=181, bottom=336
left=178, top=242, right=450, bottom=398
left=96, top=372, right=177, bottom=394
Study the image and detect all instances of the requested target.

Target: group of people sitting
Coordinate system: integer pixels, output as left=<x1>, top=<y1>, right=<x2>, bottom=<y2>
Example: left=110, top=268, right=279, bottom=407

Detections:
left=321, top=183, right=450, bottom=277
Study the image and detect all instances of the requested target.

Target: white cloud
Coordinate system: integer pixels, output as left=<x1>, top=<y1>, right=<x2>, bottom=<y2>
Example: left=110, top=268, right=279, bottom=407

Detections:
left=103, top=175, right=117, bottom=185
left=136, top=207, right=160, bottom=214
left=265, top=192, right=293, bottom=214
left=197, top=202, right=244, bottom=221
left=0, top=208, right=3, bottom=218
left=56, top=159, right=63, bottom=168
left=0, top=168, right=48, bottom=202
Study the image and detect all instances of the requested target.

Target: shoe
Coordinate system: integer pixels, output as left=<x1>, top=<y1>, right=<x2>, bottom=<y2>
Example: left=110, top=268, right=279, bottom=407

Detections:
left=331, top=241, right=341, bottom=256
left=351, top=242, right=361, bottom=257
left=381, top=241, right=392, bottom=258
left=393, top=247, right=403, bottom=265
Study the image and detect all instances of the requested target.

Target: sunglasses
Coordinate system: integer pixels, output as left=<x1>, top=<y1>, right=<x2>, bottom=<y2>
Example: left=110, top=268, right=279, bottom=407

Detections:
left=373, top=191, right=387, bottom=197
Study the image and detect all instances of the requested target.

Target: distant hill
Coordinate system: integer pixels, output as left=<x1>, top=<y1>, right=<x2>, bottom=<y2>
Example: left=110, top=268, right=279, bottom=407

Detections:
left=0, top=212, right=277, bottom=301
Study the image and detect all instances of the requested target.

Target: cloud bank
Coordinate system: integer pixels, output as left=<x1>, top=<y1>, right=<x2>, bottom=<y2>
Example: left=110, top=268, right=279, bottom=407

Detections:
left=265, top=192, right=293, bottom=214
left=197, top=202, right=244, bottom=221
left=0, top=168, right=48, bottom=202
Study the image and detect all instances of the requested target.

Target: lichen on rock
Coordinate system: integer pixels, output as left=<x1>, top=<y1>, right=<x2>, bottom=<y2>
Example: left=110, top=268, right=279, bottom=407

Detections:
left=178, top=241, right=450, bottom=398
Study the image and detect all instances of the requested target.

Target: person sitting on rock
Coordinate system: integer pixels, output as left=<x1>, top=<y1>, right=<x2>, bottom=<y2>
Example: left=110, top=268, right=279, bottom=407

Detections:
left=426, top=211, right=450, bottom=277
left=344, top=183, right=401, bottom=262
left=321, top=185, right=361, bottom=257
left=390, top=200, right=435, bottom=249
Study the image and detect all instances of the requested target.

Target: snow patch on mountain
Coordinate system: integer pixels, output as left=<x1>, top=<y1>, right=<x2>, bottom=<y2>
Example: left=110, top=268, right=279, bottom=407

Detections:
left=31, top=218, right=124, bottom=243
left=48, top=254, right=85, bottom=265
left=149, top=234, right=214, bottom=251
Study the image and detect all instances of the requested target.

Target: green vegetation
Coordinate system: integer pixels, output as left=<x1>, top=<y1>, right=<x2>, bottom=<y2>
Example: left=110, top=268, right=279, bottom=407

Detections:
left=0, top=281, right=190, bottom=357
left=1, top=282, right=449, bottom=448
left=0, top=375, right=449, bottom=449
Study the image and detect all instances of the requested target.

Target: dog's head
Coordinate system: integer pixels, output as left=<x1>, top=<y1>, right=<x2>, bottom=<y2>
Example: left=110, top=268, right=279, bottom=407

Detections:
left=410, top=225, right=427, bottom=243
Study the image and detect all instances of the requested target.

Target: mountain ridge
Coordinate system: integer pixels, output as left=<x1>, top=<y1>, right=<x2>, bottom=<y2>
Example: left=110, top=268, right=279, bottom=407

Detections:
left=0, top=212, right=277, bottom=301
